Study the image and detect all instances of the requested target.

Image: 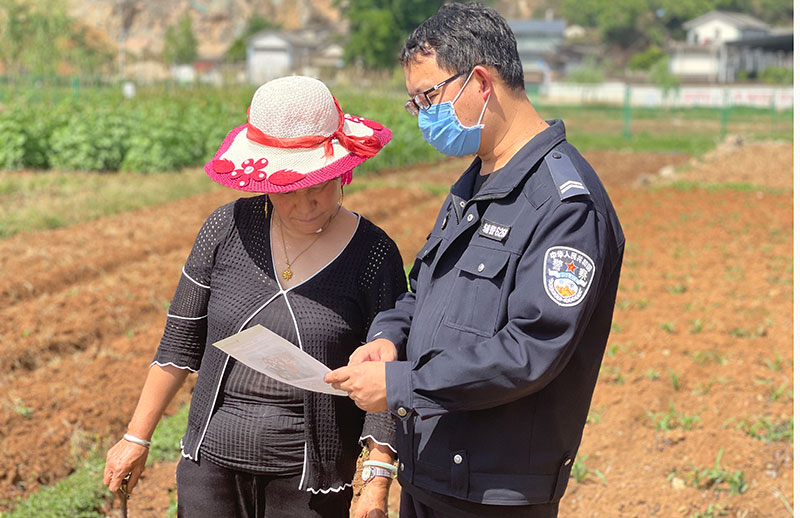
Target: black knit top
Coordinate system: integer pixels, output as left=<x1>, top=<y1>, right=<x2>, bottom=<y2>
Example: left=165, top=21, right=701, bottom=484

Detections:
left=151, top=194, right=407, bottom=492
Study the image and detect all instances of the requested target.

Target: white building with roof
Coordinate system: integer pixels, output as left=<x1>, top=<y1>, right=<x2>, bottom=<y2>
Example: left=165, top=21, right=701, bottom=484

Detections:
left=683, top=10, right=771, bottom=46
left=246, top=28, right=343, bottom=85
left=670, top=10, right=785, bottom=83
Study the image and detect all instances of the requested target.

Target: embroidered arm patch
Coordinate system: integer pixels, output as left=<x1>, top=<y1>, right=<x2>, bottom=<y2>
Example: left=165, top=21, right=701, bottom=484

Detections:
left=543, top=246, right=595, bottom=307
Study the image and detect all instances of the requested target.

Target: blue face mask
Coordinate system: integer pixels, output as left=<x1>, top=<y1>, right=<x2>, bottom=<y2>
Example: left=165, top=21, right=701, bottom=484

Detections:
left=417, top=69, right=491, bottom=156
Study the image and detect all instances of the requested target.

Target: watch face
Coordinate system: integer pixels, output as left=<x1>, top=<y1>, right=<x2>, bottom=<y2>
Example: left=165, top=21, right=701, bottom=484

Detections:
left=361, top=467, right=371, bottom=482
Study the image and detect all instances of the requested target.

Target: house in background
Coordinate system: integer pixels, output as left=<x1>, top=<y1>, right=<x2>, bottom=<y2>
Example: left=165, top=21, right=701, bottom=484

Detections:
left=720, top=30, right=793, bottom=82
left=507, top=16, right=566, bottom=84
left=246, top=28, right=343, bottom=85
left=669, top=10, right=790, bottom=83
left=684, top=10, right=770, bottom=45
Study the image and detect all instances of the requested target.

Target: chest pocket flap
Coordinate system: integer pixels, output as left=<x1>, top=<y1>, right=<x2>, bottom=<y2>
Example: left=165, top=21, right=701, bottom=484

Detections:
left=455, top=247, right=510, bottom=278
left=448, top=247, right=511, bottom=335
left=416, top=235, right=442, bottom=262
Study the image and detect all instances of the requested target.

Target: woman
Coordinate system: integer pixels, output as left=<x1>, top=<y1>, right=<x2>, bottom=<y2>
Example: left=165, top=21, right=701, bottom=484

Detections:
left=103, top=76, right=406, bottom=518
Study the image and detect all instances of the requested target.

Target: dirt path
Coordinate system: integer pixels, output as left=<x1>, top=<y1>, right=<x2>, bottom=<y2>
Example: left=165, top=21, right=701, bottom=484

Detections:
left=0, top=143, right=792, bottom=517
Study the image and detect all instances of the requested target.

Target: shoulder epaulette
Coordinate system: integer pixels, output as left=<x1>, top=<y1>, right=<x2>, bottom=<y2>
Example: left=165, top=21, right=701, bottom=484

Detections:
left=544, top=150, right=590, bottom=201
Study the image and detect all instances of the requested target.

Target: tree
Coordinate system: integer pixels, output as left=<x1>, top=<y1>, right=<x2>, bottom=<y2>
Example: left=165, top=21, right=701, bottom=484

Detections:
left=0, top=0, right=113, bottom=76
left=648, top=56, right=680, bottom=94
left=225, top=14, right=281, bottom=63
left=163, top=13, right=197, bottom=65
left=751, top=0, right=793, bottom=25
left=560, top=0, right=781, bottom=51
left=337, top=0, right=447, bottom=70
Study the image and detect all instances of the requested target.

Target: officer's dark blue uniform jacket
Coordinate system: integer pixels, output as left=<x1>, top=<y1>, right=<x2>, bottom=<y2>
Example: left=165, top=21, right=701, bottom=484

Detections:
left=367, top=120, right=625, bottom=506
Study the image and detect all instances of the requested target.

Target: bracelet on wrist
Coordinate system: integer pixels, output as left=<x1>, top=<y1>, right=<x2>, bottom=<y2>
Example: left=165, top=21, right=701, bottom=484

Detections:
left=123, top=433, right=151, bottom=448
left=362, top=460, right=397, bottom=475
left=361, top=460, right=397, bottom=483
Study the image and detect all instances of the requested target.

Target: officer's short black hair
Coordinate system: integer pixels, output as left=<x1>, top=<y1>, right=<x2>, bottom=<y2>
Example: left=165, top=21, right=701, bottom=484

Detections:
left=400, top=2, right=525, bottom=91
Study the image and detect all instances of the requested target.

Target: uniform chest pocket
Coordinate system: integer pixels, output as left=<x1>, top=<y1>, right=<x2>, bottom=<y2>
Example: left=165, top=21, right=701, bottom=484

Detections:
left=411, top=235, right=442, bottom=291
left=445, top=248, right=511, bottom=337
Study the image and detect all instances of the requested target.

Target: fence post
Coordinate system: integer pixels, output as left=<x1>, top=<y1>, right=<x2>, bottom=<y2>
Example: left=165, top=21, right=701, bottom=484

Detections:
left=622, top=84, right=632, bottom=140
left=770, top=88, right=777, bottom=139
left=720, top=88, right=729, bottom=139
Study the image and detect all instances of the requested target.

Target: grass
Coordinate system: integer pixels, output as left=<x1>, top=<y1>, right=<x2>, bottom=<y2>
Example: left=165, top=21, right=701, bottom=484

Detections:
left=570, top=454, right=607, bottom=485
left=689, top=350, right=728, bottom=366
left=737, top=416, right=793, bottom=443
left=1, top=404, right=190, bottom=518
left=648, top=400, right=701, bottom=431
left=0, top=168, right=221, bottom=238
left=687, top=449, right=748, bottom=495
left=536, top=103, right=793, bottom=145
left=645, top=369, right=660, bottom=380
left=659, top=321, right=676, bottom=334
left=763, top=351, right=784, bottom=372
left=691, top=504, right=730, bottom=518
left=662, top=180, right=791, bottom=194
left=586, top=406, right=604, bottom=424
left=691, top=377, right=732, bottom=395
left=1, top=455, right=108, bottom=518
left=689, top=319, right=704, bottom=334
left=669, top=369, right=681, bottom=391
left=1, top=85, right=790, bottom=239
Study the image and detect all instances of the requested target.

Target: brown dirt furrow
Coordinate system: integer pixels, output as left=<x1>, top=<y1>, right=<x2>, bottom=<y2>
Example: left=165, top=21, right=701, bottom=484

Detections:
left=347, top=186, right=446, bottom=264
left=0, top=247, right=187, bottom=374
left=0, top=189, right=241, bottom=304
left=1, top=143, right=791, bottom=515
left=0, top=314, right=195, bottom=504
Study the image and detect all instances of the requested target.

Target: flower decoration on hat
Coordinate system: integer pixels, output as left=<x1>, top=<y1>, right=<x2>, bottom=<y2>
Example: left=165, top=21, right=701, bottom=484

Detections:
left=212, top=157, right=269, bottom=188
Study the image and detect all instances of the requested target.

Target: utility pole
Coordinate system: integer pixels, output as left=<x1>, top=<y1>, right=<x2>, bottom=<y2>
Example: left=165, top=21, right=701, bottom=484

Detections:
left=117, top=0, right=141, bottom=82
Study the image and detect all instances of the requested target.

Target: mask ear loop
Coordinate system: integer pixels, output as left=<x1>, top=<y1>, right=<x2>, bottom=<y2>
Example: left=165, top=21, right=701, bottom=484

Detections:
left=452, top=67, right=491, bottom=127
left=476, top=91, right=491, bottom=126
left=452, top=68, right=475, bottom=104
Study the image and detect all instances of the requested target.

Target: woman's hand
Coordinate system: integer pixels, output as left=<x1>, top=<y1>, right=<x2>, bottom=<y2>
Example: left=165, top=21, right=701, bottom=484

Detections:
left=103, top=439, right=149, bottom=494
left=352, top=477, right=391, bottom=518
left=102, top=364, right=190, bottom=495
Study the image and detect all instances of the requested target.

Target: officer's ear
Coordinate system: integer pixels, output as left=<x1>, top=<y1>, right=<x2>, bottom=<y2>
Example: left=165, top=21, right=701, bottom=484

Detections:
left=472, top=65, right=494, bottom=102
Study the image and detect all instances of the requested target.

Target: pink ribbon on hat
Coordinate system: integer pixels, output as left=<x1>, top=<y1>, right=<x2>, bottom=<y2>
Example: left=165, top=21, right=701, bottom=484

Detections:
left=245, top=97, right=382, bottom=159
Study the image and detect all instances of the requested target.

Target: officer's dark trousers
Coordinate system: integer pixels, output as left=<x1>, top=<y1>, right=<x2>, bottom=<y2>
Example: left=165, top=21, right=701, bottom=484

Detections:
left=400, top=482, right=559, bottom=518
left=176, top=456, right=351, bottom=518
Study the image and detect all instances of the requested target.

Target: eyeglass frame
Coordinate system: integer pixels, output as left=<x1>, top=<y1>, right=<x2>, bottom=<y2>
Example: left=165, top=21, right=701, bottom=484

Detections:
left=404, top=71, right=466, bottom=116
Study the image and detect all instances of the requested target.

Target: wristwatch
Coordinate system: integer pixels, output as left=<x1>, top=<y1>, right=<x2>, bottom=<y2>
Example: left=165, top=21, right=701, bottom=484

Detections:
left=361, top=460, right=397, bottom=483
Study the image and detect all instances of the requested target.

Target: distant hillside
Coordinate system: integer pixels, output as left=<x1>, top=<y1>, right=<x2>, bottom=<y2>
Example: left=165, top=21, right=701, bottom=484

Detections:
left=64, top=0, right=343, bottom=60
left=62, top=0, right=555, bottom=61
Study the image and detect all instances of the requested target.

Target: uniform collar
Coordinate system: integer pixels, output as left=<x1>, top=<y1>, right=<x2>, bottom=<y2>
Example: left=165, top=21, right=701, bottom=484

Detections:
left=450, top=119, right=566, bottom=216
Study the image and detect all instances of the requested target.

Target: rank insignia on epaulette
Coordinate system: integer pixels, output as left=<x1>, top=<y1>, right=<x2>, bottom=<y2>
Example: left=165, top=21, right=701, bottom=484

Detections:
left=545, top=151, right=590, bottom=200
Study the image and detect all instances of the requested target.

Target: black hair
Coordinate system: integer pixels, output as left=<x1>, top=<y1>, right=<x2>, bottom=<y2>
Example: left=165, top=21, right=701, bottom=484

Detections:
left=400, top=2, right=525, bottom=91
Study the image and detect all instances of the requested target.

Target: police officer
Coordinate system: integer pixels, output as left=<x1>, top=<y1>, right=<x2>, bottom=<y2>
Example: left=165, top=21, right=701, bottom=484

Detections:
left=326, top=4, right=625, bottom=517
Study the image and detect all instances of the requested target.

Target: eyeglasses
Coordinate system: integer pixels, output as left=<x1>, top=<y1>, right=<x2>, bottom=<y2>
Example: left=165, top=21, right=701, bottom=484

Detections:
left=404, top=72, right=464, bottom=116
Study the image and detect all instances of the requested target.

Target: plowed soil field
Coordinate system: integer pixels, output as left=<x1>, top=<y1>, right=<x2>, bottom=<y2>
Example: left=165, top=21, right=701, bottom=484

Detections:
left=0, top=140, right=792, bottom=517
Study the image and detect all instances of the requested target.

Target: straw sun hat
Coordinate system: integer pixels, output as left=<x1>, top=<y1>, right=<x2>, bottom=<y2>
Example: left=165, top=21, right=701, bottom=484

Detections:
left=205, top=76, right=392, bottom=193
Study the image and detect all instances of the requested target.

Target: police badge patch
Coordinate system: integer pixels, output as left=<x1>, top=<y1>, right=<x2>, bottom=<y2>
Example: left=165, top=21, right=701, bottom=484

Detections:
left=543, top=246, right=595, bottom=307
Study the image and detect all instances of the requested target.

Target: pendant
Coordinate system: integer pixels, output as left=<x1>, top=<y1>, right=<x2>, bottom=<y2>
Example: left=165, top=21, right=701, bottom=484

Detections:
left=282, top=268, right=293, bottom=280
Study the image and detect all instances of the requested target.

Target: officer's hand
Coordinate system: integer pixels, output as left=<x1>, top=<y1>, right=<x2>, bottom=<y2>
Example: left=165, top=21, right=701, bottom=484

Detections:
left=348, top=339, right=397, bottom=366
left=325, top=362, right=388, bottom=412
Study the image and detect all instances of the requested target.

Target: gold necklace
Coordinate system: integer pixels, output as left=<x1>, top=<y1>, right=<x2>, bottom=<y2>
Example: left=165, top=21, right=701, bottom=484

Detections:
left=274, top=203, right=341, bottom=281
left=277, top=217, right=323, bottom=281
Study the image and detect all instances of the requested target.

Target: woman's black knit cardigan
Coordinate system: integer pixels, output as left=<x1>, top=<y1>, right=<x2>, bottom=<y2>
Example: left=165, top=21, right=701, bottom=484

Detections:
left=151, top=195, right=407, bottom=492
